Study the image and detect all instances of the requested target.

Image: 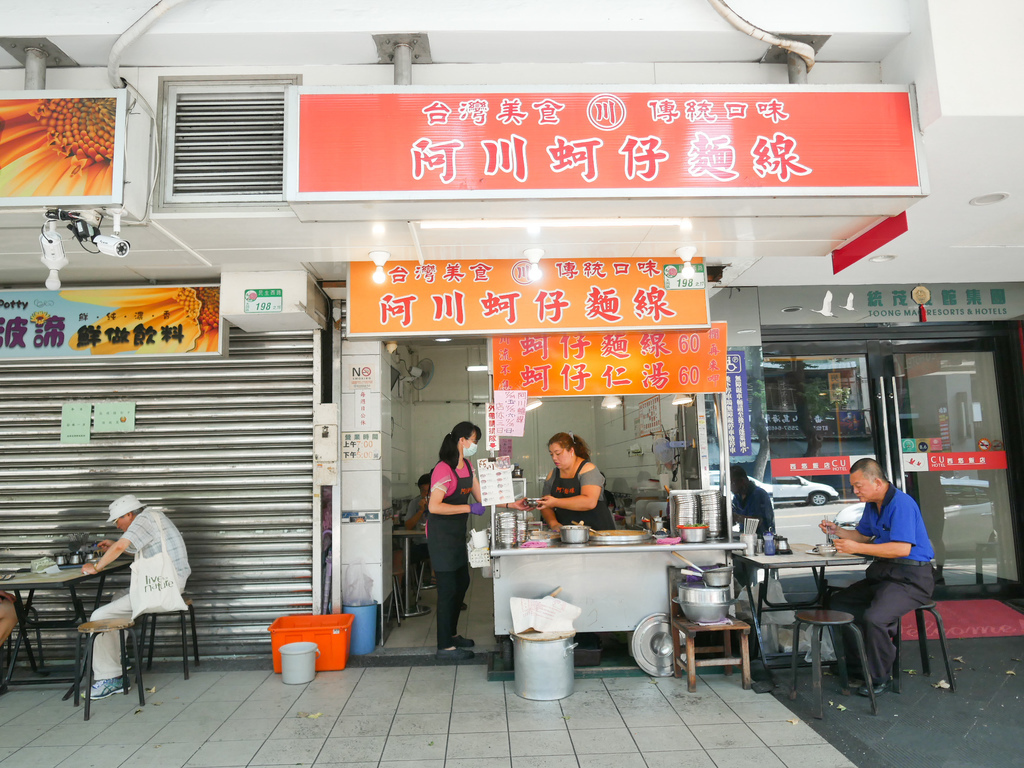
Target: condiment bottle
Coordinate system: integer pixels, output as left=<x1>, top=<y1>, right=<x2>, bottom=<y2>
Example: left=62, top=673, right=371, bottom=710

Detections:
left=763, top=530, right=776, bottom=556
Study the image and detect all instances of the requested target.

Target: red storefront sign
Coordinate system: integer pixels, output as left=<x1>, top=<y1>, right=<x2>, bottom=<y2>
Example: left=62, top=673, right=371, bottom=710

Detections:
left=491, top=323, right=727, bottom=396
left=927, top=451, right=1007, bottom=471
left=771, top=456, right=851, bottom=477
left=348, top=257, right=709, bottom=336
left=292, top=88, right=919, bottom=199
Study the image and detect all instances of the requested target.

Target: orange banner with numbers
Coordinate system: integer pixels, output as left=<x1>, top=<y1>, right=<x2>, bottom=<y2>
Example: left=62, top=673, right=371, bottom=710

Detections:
left=491, top=323, right=727, bottom=396
left=347, top=257, right=709, bottom=336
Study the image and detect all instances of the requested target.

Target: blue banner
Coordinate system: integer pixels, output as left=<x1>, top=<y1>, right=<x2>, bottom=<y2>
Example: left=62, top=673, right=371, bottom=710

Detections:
left=726, top=350, right=753, bottom=458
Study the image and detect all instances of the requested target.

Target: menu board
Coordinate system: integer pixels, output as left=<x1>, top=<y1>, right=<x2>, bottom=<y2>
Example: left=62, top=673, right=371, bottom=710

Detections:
left=477, top=457, right=516, bottom=506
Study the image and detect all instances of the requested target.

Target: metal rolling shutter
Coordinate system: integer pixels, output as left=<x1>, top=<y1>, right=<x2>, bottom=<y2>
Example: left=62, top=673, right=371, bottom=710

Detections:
left=0, top=329, right=317, bottom=661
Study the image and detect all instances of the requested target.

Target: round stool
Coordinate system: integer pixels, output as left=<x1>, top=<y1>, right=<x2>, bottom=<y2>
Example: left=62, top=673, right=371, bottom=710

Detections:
left=893, top=601, right=956, bottom=693
left=789, top=609, right=877, bottom=719
left=74, top=618, right=146, bottom=721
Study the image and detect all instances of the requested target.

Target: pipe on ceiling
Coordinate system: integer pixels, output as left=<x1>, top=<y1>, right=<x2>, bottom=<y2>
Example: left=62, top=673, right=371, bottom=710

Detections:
left=24, top=47, right=46, bottom=90
left=705, top=0, right=815, bottom=75
left=393, top=42, right=413, bottom=85
left=108, top=0, right=193, bottom=88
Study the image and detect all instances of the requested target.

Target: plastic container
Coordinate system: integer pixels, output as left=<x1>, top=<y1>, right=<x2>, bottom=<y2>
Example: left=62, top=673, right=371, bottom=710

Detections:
left=268, top=614, right=353, bottom=673
left=763, top=530, right=776, bottom=556
left=343, top=602, right=378, bottom=655
left=279, top=641, right=319, bottom=684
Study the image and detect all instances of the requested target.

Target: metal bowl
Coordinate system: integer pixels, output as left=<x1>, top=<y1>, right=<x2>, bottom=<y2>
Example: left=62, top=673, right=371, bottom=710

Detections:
left=678, top=600, right=731, bottom=623
left=677, top=525, right=708, bottom=543
left=701, top=566, right=733, bottom=587
left=676, top=583, right=731, bottom=606
left=559, top=525, right=590, bottom=544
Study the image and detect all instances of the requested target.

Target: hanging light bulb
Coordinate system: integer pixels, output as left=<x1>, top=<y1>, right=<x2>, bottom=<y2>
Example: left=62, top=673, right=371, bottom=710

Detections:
left=525, top=397, right=543, bottom=411
left=370, top=250, right=390, bottom=284
left=601, top=395, right=622, bottom=409
left=524, top=248, right=544, bottom=282
left=672, top=393, right=694, bottom=406
left=675, top=245, right=697, bottom=280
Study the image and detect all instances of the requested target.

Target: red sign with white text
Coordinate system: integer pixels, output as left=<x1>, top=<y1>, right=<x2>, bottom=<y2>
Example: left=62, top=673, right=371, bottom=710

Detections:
left=293, top=88, right=919, bottom=199
left=491, top=323, right=727, bottom=396
left=348, top=257, right=709, bottom=336
left=772, top=456, right=851, bottom=478
left=927, top=451, right=1007, bottom=471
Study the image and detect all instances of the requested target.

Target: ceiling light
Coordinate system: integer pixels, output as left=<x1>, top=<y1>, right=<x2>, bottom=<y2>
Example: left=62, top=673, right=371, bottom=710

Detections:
left=674, top=245, right=697, bottom=279
left=524, top=248, right=544, bottom=282
left=969, top=192, right=1010, bottom=206
left=466, top=364, right=489, bottom=372
left=679, top=218, right=693, bottom=231
left=526, top=223, right=541, bottom=236
left=369, top=250, right=389, bottom=284
left=671, top=393, right=694, bottom=406
left=385, top=342, right=399, bottom=354
left=435, top=337, right=452, bottom=342
left=870, top=253, right=898, bottom=263
left=372, top=222, right=386, bottom=235
left=781, top=306, right=803, bottom=313
left=736, top=329, right=757, bottom=335
left=419, top=217, right=693, bottom=230
left=602, top=395, right=622, bottom=409
left=525, top=397, right=543, bottom=411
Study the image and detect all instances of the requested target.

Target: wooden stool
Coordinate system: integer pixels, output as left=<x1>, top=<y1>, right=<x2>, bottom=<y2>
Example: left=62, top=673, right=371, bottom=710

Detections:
left=670, top=615, right=751, bottom=693
left=74, top=618, right=145, bottom=721
left=893, top=601, right=956, bottom=693
left=140, top=598, right=200, bottom=680
left=789, top=609, right=877, bottom=718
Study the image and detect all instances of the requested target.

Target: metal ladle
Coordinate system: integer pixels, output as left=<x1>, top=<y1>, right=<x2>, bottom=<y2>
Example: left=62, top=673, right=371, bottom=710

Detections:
left=672, top=551, right=705, bottom=573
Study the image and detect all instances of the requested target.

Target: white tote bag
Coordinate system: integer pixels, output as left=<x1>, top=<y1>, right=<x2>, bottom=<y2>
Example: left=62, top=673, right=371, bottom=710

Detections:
left=130, top=514, right=187, bottom=619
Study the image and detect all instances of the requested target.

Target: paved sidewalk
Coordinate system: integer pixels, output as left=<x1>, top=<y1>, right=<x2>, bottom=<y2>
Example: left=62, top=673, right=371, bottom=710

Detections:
left=0, top=665, right=854, bottom=768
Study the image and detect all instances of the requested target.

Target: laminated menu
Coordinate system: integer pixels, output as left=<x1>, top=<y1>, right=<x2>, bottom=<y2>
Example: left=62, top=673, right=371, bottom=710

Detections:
left=477, top=457, right=516, bottom=506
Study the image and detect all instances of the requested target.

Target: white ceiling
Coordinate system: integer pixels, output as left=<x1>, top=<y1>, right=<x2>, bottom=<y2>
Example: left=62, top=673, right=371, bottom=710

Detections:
left=1, top=1, right=1021, bottom=294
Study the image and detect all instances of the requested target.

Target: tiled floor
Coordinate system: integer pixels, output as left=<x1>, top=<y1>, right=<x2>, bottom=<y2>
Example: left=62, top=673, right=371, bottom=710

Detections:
left=0, top=665, right=855, bottom=767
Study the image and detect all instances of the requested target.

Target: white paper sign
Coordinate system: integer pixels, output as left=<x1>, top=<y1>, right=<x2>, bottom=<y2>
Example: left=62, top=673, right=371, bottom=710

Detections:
left=477, top=459, right=515, bottom=506
left=635, top=395, right=661, bottom=437
left=484, top=403, right=499, bottom=451
left=494, top=390, right=528, bottom=437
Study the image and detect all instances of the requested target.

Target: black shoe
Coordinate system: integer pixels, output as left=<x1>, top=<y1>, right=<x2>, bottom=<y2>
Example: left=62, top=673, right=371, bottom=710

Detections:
left=857, top=677, right=890, bottom=697
left=436, top=647, right=474, bottom=661
left=451, top=635, right=475, bottom=648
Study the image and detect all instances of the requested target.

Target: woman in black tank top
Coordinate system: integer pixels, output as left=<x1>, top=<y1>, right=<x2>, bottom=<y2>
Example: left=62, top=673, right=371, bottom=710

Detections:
left=536, top=432, right=615, bottom=531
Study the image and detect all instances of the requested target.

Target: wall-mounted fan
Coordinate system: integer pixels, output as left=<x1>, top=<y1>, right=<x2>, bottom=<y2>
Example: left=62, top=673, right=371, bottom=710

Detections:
left=403, top=358, right=435, bottom=390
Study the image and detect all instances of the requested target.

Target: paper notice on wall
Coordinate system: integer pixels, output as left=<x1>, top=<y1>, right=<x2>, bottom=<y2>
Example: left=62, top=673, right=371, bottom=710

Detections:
left=494, top=390, right=528, bottom=436
left=477, top=459, right=516, bottom=506
left=510, top=596, right=582, bottom=634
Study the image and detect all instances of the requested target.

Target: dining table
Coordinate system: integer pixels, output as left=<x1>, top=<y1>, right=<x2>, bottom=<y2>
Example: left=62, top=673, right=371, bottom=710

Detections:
left=1, top=558, right=131, bottom=695
left=391, top=529, right=431, bottom=618
left=732, top=542, right=869, bottom=687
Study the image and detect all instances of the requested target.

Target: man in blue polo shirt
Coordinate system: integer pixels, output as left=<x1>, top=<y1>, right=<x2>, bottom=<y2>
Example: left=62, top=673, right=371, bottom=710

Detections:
left=819, top=458, right=934, bottom=696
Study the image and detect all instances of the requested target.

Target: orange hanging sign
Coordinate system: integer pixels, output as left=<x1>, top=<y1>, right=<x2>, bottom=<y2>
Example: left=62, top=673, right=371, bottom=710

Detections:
left=492, top=323, right=728, bottom=396
left=347, top=257, right=710, bottom=336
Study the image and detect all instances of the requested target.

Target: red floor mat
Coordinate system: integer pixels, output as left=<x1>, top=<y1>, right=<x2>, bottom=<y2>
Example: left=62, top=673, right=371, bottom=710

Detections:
left=900, top=599, right=1024, bottom=640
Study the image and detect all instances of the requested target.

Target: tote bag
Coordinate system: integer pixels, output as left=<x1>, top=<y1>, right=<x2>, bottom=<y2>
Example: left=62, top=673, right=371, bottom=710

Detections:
left=130, top=514, right=187, bottom=619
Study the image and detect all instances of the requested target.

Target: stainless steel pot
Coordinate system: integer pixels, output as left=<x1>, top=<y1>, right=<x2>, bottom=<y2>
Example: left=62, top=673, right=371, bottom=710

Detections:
left=512, top=632, right=579, bottom=700
left=677, top=525, right=708, bottom=543
left=701, top=566, right=733, bottom=587
left=675, top=599, right=737, bottom=623
left=676, top=583, right=731, bottom=605
left=68, top=552, right=83, bottom=565
left=559, top=525, right=590, bottom=544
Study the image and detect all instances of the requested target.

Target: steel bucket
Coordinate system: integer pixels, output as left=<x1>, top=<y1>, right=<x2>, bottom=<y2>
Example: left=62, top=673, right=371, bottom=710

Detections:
left=512, top=631, right=579, bottom=700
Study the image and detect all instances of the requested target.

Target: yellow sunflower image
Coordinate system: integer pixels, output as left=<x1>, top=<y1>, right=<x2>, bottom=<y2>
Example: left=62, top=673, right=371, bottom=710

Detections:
left=0, top=97, right=116, bottom=198
left=65, top=286, right=221, bottom=355
left=30, top=311, right=51, bottom=326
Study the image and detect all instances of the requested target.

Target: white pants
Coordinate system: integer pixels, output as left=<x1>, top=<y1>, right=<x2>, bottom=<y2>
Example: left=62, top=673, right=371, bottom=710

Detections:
left=88, top=590, right=133, bottom=681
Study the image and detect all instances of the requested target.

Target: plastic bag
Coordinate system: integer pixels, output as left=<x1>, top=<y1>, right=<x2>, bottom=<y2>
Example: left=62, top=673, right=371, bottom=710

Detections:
left=342, top=558, right=374, bottom=606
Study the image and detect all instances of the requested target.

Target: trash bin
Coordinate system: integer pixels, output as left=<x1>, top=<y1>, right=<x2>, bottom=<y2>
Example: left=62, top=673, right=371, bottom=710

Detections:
left=278, top=641, right=319, bottom=684
left=343, top=602, right=378, bottom=655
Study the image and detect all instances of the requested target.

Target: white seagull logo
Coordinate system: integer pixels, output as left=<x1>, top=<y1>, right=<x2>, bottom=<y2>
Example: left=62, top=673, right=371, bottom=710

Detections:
left=811, top=290, right=835, bottom=317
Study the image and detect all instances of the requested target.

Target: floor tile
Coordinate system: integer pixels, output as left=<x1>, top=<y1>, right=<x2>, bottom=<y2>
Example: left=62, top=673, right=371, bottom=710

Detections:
left=509, top=729, right=574, bottom=757
left=56, top=744, right=137, bottom=768
left=629, top=724, right=701, bottom=752
left=397, top=694, right=453, bottom=714
left=643, top=750, right=716, bottom=768
left=0, top=746, right=79, bottom=768
left=728, top=699, right=801, bottom=722
left=152, top=716, right=224, bottom=743
left=445, top=759, right=512, bottom=768
left=184, top=739, right=261, bottom=767
left=268, top=713, right=339, bottom=740
left=665, top=692, right=743, bottom=725
left=452, top=693, right=508, bottom=712
left=341, top=695, right=400, bottom=717
left=249, top=737, right=327, bottom=766
left=617, top=706, right=683, bottom=728
left=688, top=723, right=764, bottom=750
left=568, top=728, right=638, bottom=755
left=770, top=744, right=857, bottom=768
left=120, top=741, right=200, bottom=768
left=379, top=733, right=447, bottom=761
left=446, top=731, right=512, bottom=759
left=329, top=714, right=393, bottom=738
left=748, top=720, right=827, bottom=747
left=316, top=735, right=388, bottom=763
left=210, top=717, right=283, bottom=741
left=378, top=762, right=445, bottom=768
left=27, top=722, right=111, bottom=747
left=706, top=746, right=787, bottom=768
left=448, top=710, right=508, bottom=734
left=563, top=713, right=626, bottom=731
left=389, top=712, right=452, bottom=735
left=575, top=753, right=647, bottom=768
left=511, top=757, right=580, bottom=768
left=507, top=710, right=570, bottom=732
left=174, top=700, right=237, bottom=722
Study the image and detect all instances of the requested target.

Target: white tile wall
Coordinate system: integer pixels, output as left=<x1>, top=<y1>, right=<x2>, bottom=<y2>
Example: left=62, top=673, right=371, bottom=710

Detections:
left=342, top=469, right=383, bottom=509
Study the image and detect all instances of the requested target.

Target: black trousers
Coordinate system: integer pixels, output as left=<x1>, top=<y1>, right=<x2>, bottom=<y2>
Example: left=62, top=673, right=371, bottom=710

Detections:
left=434, top=564, right=470, bottom=649
left=829, top=560, right=934, bottom=682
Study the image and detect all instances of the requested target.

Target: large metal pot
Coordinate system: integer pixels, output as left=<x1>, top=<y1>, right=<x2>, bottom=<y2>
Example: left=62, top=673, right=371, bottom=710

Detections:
left=676, top=599, right=735, bottom=623
left=676, top=525, right=708, bottom=543
left=512, top=631, right=579, bottom=700
left=701, top=566, right=733, bottom=587
left=676, top=583, right=731, bottom=606
left=559, top=525, right=590, bottom=544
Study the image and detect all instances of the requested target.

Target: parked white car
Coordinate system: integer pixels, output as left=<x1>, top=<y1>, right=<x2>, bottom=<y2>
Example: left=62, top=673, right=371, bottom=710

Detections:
left=768, top=476, right=840, bottom=507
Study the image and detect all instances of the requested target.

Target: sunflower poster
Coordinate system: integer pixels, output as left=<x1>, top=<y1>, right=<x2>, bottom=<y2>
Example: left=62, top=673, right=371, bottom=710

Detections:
left=0, top=91, right=126, bottom=205
left=0, top=286, right=222, bottom=359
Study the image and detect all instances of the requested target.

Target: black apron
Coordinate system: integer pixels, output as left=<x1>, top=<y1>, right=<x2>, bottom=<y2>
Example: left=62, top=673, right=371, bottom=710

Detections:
left=551, top=461, right=615, bottom=530
left=426, top=461, right=474, bottom=571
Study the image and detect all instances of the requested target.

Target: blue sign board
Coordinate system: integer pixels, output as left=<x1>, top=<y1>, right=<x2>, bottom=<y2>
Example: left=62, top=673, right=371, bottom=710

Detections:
left=726, top=350, right=753, bottom=458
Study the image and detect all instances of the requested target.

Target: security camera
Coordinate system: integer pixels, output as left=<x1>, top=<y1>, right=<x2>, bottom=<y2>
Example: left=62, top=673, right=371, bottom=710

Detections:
left=92, top=234, right=130, bottom=258
left=39, top=223, right=68, bottom=270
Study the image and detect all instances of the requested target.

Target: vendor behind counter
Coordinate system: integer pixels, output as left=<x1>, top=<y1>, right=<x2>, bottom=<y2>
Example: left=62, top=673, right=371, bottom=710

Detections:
left=536, top=431, right=616, bottom=531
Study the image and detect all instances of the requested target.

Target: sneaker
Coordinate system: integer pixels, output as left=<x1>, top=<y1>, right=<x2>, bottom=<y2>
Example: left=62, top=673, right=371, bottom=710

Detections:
left=451, top=635, right=475, bottom=648
left=83, top=676, right=127, bottom=700
left=435, top=647, right=474, bottom=661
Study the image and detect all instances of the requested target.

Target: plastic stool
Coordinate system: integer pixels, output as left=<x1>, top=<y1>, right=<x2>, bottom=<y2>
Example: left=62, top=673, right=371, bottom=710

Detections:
left=74, top=618, right=145, bottom=721
left=141, top=598, right=200, bottom=680
left=893, top=601, right=956, bottom=693
left=790, top=609, right=877, bottom=718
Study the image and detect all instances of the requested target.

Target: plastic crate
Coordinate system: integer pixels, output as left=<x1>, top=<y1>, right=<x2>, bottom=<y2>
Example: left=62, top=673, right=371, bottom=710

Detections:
left=468, top=542, right=491, bottom=568
left=268, top=614, right=353, bottom=673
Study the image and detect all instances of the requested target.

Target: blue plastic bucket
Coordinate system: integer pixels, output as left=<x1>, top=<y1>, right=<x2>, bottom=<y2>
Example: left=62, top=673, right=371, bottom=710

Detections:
left=343, top=602, right=378, bottom=655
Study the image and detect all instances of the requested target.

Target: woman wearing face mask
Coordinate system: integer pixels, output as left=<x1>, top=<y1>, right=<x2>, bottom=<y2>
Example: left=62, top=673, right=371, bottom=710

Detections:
left=536, top=432, right=615, bottom=532
left=426, top=421, right=487, bottom=661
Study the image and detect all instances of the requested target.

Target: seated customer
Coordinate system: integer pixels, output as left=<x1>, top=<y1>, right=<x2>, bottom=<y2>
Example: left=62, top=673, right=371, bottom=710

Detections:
left=0, top=591, right=17, bottom=646
left=731, top=465, right=775, bottom=536
left=80, top=494, right=191, bottom=700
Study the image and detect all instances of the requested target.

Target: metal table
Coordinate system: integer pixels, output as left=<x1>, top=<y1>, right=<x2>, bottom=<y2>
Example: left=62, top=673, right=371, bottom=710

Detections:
left=391, top=529, right=430, bottom=618
left=1, top=559, right=131, bottom=694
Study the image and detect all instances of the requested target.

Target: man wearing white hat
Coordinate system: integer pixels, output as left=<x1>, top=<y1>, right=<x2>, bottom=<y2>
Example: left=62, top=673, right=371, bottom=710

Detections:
left=80, top=494, right=191, bottom=700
